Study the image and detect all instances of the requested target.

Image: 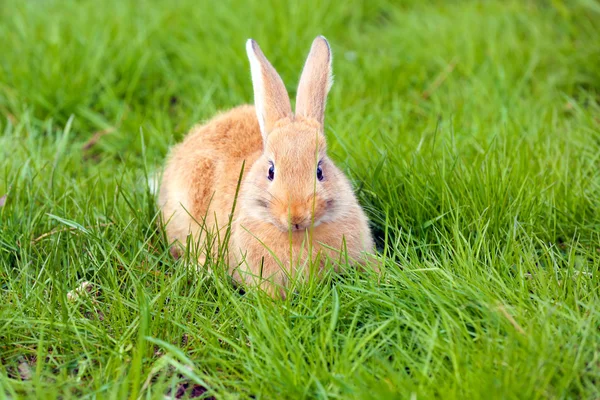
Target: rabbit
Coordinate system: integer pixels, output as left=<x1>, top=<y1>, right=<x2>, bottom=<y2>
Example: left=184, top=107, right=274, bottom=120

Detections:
left=158, top=36, right=378, bottom=297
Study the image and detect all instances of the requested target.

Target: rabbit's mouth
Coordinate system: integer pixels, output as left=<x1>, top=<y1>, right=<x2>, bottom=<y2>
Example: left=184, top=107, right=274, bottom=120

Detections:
left=271, top=216, right=324, bottom=233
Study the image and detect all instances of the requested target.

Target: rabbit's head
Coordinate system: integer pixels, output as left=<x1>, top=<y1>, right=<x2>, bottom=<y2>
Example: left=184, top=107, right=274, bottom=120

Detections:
left=241, top=37, right=356, bottom=233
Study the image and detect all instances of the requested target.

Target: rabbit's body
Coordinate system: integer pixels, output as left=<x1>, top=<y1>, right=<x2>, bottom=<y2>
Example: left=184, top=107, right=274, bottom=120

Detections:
left=159, top=37, right=377, bottom=296
left=159, top=105, right=261, bottom=253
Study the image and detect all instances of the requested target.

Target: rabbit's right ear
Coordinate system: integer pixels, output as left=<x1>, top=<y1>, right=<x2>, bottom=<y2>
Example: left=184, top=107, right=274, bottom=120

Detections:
left=246, top=39, right=292, bottom=141
left=295, top=36, right=333, bottom=126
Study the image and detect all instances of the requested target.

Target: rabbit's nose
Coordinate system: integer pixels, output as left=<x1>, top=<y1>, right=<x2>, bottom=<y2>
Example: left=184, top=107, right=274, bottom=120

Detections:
left=281, top=214, right=304, bottom=228
left=289, top=214, right=305, bottom=225
left=279, top=214, right=305, bottom=230
left=279, top=204, right=308, bottom=229
left=287, top=203, right=303, bottom=220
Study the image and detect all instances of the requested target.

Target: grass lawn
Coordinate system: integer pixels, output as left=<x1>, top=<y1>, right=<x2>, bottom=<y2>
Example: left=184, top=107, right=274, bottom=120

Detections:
left=1, top=0, right=599, bottom=398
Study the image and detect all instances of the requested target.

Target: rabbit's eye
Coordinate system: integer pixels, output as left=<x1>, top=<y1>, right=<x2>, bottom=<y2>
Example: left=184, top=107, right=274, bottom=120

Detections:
left=316, top=164, right=324, bottom=181
left=268, top=162, right=275, bottom=181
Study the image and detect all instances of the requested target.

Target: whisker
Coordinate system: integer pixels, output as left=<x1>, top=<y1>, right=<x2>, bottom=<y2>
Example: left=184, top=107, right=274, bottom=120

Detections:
left=248, top=181, right=285, bottom=206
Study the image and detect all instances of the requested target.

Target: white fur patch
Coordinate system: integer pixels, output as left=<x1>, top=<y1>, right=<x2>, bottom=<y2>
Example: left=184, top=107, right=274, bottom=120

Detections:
left=246, top=39, right=267, bottom=138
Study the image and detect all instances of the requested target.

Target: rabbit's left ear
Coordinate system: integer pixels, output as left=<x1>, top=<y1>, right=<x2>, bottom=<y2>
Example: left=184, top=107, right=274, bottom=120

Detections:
left=246, top=39, right=292, bottom=141
left=295, top=36, right=333, bottom=126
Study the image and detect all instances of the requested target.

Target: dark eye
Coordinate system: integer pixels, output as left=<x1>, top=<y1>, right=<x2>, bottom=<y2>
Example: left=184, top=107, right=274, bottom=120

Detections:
left=268, top=162, right=275, bottom=181
left=316, top=163, right=324, bottom=181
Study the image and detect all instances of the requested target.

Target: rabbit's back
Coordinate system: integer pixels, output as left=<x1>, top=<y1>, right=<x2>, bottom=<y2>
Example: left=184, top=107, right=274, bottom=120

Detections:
left=159, top=105, right=262, bottom=254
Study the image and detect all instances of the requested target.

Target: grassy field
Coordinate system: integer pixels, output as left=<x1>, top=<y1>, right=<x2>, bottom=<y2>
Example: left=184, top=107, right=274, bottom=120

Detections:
left=1, top=0, right=599, bottom=398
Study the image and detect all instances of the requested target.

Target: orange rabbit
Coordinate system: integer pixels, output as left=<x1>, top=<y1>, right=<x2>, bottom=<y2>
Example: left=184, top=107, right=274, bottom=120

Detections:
left=159, top=36, right=377, bottom=297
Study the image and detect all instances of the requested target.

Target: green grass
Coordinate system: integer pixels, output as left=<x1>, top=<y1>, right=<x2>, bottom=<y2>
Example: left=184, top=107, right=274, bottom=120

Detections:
left=1, top=0, right=600, bottom=398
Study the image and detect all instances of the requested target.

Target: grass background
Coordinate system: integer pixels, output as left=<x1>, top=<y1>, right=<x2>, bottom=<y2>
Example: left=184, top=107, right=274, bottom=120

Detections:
left=1, top=0, right=599, bottom=398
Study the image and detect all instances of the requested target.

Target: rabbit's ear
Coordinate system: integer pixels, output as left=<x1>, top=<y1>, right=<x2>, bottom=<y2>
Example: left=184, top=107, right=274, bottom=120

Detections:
left=246, top=39, right=292, bottom=140
left=295, top=36, right=333, bottom=126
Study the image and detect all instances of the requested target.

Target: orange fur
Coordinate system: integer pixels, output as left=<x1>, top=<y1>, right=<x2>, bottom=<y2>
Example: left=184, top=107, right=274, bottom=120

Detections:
left=158, top=105, right=262, bottom=259
left=158, top=37, right=377, bottom=297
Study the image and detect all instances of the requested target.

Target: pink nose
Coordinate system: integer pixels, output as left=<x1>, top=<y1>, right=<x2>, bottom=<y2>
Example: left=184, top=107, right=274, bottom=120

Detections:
left=280, top=215, right=305, bottom=229
left=279, top=206, right=308, bottom=229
